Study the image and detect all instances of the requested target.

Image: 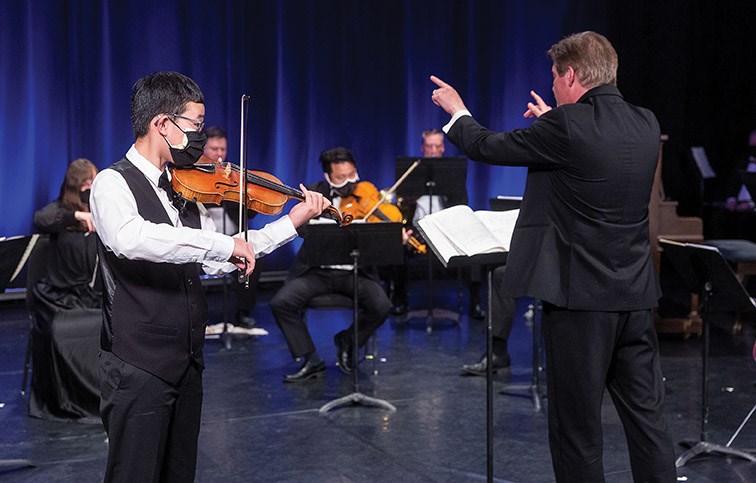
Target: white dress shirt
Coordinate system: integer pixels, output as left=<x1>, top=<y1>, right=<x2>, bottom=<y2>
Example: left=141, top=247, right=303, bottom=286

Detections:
left=90, top=145, right=297, bottom=275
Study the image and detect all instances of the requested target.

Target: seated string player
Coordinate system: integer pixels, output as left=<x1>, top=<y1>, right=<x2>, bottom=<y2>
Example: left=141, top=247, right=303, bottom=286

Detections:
left=392, top=129, right=485, bottom=319
left=32, top=158, right=102, bottom=322
left=270, top=147, right=395, bottom=382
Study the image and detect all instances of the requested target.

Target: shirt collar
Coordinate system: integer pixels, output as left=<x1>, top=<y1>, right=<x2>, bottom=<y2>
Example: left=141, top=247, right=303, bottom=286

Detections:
left=125, top=144, right=165, bottom=188
left=577, top=84, right=622, bottom=104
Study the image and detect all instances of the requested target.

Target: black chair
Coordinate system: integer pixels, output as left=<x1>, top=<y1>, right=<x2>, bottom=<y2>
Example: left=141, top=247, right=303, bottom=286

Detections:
left=23, top=235, right=101, bottom=422
left=304, top=293, right=380, bottom=374
left=21, top=235, right=49, bottom=396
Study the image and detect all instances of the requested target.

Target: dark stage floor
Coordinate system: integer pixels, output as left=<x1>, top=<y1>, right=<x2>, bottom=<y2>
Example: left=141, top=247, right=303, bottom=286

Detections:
left=1, top=281, right=755, bottom=482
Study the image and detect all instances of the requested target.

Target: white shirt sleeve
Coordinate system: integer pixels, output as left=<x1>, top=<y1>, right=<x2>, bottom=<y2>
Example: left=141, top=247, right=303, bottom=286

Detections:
left=90, top=168, right=297, bottom=275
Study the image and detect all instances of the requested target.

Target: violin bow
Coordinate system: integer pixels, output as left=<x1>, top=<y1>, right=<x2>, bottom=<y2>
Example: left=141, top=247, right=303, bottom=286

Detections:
left=362, top=158, right=422, bottom=220
left=238, top=95, right=251, bottom=287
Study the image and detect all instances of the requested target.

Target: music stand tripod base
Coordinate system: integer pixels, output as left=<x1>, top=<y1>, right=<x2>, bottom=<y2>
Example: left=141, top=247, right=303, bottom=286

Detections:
left=318, top=392, right=397, bottom=414
left=405, top=308, right=460, bottom=334
left=675, top=441, right=756, bottom=467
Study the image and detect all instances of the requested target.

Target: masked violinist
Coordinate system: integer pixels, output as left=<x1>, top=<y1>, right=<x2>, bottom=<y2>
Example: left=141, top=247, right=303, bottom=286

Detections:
left=270, top=147, right=394, bottom=382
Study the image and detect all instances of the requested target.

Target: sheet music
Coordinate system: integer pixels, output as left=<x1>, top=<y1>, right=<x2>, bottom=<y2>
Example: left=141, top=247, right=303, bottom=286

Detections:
left=474, top=210, right=519, bottom=251
left=417, top=205, right=519, bottom=262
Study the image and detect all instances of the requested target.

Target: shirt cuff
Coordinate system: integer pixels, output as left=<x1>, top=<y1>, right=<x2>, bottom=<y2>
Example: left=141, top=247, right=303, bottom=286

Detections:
left=442, top=109, right=472, bottom=133
left=266, top=215, right=298, bottom=250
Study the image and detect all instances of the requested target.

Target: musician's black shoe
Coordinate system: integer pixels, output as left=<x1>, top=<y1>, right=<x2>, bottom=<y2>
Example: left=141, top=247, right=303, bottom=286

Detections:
left=469, top=303, right=486, bottom=320
left=283, top=358, right=325, bottom=383
left=235, top=311, right=257, bottom=328
left=334, top=332, right=353, bottom=374
left=461, top=353, right=511, bottom=376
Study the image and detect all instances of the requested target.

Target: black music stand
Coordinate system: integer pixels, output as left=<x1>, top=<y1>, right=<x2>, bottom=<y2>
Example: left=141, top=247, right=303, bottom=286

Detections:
left=0, top=235, right=37, bottom=293
left=415, top=220, right=507, bottom=482
left=396, top=156, right=468, bottom=333
left=0, top=236, right=37, bottom=472
left=488, top=196, right=523, bottom=212
left=660, top=240, right=756, bottom=467
left=739, top=170, right=756, bottom=202
left=302, top=222, right=404, bottom=413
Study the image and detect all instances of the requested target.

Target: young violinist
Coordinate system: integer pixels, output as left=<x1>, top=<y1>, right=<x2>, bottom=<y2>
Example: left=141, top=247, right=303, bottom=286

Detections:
left=270, top=146, right=393, bottom=382
left=89, top=71, right=329, bottom=482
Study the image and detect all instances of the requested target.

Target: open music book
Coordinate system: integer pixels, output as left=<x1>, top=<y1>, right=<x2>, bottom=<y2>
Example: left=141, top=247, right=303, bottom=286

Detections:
left=416, top=205, right=519, bottom=267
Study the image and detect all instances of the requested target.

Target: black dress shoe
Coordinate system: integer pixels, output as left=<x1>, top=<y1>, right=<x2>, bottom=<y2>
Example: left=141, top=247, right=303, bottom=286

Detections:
left=283, top=359, right=325, bottom=383
left=334, top=334, right=353, bottom=374
left=461, top=353, right=511, bottom=376
left=235, top=311, right=257, bottom=327
left=469, top=303, right=486, bottom=320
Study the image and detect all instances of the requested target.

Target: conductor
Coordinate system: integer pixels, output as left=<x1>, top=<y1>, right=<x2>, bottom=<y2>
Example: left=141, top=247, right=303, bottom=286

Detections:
left=430, top=31, right=676, bottom=481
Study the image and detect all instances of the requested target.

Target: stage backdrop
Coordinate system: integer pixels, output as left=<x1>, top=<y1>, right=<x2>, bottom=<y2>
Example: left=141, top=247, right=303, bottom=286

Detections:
left=2, top=1, right=753, bottom=270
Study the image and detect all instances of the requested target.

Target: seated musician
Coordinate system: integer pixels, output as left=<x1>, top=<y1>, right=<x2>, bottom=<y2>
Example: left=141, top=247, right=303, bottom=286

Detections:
left=32, top=158, right=102, bottom=323
left=391, top=129, right=485, bottom=319
left=270, top=147, right=393, bottom=382
left=30, top=157, right=102, bottom=421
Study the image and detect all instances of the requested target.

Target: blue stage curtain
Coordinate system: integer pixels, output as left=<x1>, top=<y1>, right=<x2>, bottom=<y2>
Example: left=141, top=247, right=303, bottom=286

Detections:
left=2, top=1, right=753, bottom=270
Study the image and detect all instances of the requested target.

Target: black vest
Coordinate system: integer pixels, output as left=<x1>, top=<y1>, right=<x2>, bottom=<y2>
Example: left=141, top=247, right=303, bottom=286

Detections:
left=98, top=158, right=207, bottom=385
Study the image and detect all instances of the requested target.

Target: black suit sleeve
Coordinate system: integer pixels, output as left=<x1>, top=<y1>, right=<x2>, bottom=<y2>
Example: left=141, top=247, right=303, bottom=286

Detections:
left=34, top=200, right=78, bottom=234
left=447, top=110, right=570, bottom=169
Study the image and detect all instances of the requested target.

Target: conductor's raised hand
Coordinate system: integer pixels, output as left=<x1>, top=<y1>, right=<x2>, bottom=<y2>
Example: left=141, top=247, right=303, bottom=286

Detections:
left=288, top=184, right=331, bottom=228
left=229, top=237, right=256, bottom=275
left=522, top=90, right=552, bottom=119
left=430, top=75, right=467, bottom=115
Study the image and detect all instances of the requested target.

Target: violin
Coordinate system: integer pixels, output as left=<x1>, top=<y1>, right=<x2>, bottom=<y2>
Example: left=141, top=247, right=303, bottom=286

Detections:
left=169, top=155, right=352, bottom=226
left=340, top=181, right=403, bottom=223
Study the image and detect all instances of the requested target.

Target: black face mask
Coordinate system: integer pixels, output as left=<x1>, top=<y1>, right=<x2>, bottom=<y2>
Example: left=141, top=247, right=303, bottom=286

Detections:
left=163, top=118, right=207, bottom=167
left=330, top=182, right=357, bottom=198
left=79, top=189, right=91, bottom=204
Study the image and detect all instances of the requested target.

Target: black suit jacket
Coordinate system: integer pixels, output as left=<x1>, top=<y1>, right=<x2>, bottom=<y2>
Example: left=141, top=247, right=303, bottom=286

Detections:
left=447, top=85, right=661, bottom=311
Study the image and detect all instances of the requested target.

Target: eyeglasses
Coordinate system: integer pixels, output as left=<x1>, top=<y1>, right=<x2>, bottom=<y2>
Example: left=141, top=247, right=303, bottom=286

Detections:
left=170, top=113, right=204, bottom=132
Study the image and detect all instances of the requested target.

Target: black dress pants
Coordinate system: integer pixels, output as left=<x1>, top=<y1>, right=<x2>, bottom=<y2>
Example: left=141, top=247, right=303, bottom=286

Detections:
left=270, top=269, right=392, bottom=358
left=99, top=351, right=203, bottom=483
left=542, top=305, right=676, bottom=483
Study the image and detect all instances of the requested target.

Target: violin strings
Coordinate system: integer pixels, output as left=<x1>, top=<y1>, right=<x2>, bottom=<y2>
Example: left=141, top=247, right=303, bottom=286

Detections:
left=227, top=164, right=304, bottom=199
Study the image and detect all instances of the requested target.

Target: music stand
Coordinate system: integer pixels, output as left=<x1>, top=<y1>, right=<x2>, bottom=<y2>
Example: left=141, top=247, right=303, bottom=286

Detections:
left=395, top=156, right=468, bottom=333
left=415, top=216, right=508, bottom=481
left=488, top=196, right=523, bottom=212
left=659, top=240, right=756, bottom=467
left=0, top=236, right=37, bottom=471
left=0, top=235, right=38, bottom=293
left=302, top=222, right=404, bottom=413
left=738, top=170, right=756, bottom=201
